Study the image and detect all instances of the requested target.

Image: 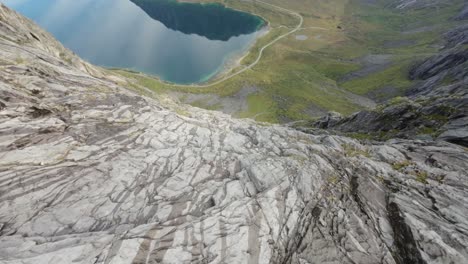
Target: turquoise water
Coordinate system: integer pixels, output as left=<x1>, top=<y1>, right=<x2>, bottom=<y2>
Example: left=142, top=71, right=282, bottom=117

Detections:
left=1, top=0, right=264, bottom=84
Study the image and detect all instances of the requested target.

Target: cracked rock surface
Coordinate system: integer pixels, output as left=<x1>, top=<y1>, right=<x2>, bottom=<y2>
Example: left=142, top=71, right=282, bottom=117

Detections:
left=0, top=4, right=468, bottom=264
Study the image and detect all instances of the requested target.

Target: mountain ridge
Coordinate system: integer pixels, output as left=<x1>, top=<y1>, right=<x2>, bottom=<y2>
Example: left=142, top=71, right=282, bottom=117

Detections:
left=0, top=3, right=467, bottom=264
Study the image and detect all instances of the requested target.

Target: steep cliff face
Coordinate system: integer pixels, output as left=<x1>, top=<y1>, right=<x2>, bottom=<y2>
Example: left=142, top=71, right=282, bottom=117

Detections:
left=0, top=4, right=468, bottom=264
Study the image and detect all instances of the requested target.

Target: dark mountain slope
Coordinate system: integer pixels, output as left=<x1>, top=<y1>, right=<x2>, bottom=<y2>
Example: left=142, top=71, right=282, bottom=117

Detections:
left=312, top=23, right=468, bottom=146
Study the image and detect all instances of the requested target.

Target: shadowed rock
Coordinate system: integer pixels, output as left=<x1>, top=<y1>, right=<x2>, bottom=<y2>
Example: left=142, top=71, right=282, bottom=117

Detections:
left=455, top=3, right=468, bottom=20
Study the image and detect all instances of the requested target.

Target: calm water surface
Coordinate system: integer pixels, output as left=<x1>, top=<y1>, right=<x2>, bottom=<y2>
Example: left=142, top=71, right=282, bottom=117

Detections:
left=2, top=0, right=264, bottom=84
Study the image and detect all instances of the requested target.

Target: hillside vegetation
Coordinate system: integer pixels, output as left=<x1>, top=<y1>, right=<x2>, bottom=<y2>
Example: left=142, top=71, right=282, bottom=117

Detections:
left=117, top=0, right=466, bottom=123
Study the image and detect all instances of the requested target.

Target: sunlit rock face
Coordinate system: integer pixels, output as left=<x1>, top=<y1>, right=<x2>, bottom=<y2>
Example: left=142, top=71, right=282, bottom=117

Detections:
left=130, top=0, right=265, bottom=41
left=0, top=4, right=468, bottom=264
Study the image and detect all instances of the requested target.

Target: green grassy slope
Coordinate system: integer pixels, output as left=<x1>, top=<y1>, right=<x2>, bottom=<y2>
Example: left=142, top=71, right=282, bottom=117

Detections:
left=116, top=0, right=466, bottom=123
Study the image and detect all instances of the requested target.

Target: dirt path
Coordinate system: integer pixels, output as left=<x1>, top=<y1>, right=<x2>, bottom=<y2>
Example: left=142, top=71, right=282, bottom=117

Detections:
left=138, top=0, right=306, bottom=88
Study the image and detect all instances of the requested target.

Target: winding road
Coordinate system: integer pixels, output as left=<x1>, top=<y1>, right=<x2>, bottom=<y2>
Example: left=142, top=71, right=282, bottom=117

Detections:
left=143, top=0, right=307, bottom=88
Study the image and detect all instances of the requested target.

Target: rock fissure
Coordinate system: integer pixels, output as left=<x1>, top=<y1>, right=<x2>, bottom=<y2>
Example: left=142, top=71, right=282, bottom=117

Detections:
left=0, top=3, right=467, bottom=264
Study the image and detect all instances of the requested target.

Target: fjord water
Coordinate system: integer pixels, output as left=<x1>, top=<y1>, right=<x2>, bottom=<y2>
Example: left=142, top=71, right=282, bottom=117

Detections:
left=1, top=0, right=264, bottom=84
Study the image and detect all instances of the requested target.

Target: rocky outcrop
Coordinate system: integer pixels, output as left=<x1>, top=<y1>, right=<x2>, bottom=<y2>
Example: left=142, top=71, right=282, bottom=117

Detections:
left=393, top=0, right=450, bottom=9
left=444, top=24, right=468, bottom=47
left=408, top=49, right=467, bottom=80
left=455, top=3, right=468, bottom=20
left=0, top=3, right=468, bottom=264
left=312, top=23, right=468, bottom=146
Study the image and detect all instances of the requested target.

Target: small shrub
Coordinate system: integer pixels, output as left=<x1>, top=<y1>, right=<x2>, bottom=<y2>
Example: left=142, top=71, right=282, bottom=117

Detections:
left=376, top=175, right=385, bottom=183
left=343, top=144, right=371, bottom=157
left=15, top=57, right=25, bottom=64
left=348, top=133, right=373, bottom=140
left=418, top=126, right=436, bottom=135
left=436, top=175, right=445, bottom=183
left=392, top=160, right=412, bottom=171
left=328, top=175, right=340, bottom=184
left=414, top=170, right=428, bottom=184
left=388, top=96, right=410, bottom=106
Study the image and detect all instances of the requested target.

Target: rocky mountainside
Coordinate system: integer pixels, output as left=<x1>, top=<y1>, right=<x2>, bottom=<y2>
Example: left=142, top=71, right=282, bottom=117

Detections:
left=0, top=3, right=468, bottom=264
left=313, top=22, right=468, bottom=146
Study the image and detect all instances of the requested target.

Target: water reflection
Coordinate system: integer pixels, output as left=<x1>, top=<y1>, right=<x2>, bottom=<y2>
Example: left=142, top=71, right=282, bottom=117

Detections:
left=1, top=0, right=263, bottom=84
left=130, top=0, right=264, bottom=41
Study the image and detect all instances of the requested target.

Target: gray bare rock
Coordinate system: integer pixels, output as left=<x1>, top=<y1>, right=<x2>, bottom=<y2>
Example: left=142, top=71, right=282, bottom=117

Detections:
left=0, top=3, right=468, bottom=264
left=455, top=3, right=468, bottom=20
left=408, top=49, right=468, bottom=81
left=438, top=116, right=468, bottom=145
left=393, top=0, right=455, bottom=10
left=314, top=111, right=344, bottom=129
left=444, top=24, right=468, bottom=47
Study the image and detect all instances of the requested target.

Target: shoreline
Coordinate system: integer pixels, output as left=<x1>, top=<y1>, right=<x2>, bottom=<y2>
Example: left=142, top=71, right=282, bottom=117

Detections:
left=199, top=26, right=270, bottom=84
left=110, top=25, right=270, bottom=87
left=112, top=0, right=302, bottom=88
